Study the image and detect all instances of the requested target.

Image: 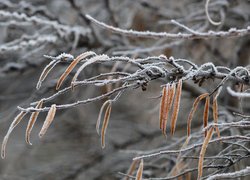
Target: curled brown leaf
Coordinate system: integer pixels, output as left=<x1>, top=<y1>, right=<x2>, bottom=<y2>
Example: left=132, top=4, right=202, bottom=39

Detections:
left=187, top=93, right=209, bottom=137
left=203, top=96, right=210, bottom=137
left=56, top=51, right=96, bottom=90
left=162, top=83, right=176, bottom=136
left=96, top=100, right=111, bottom=135
left=1, top=111, right=27, bottom=159
left=71, top=54, right=109, bottom=90
left=159, top=85, right=168, bottom=130
left=170, top=79, right=182, bottom=135
left=39, top=104, right=57, bottom=138
left=37, top=60, right=59, bottom=90
left=213, top=87, right=222, bottom=138
left=101, top=103, right=112, bottom=149
left=25, top=100, right=43, bottom=145
left=198, top=127, right=213, bottom=179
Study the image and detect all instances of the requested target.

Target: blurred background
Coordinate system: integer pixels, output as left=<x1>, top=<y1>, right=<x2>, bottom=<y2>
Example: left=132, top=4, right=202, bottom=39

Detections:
left=0, top=0, right=249, bottom=179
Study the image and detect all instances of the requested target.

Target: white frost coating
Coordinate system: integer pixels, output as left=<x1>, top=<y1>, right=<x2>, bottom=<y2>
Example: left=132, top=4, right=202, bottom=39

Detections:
left=207, top=167, right=250, bottom=180
left=171, top=19, right=198, bottom=34
left=227, top=87, right=250, bottom=98
left=86, top=14, right=250, bottom=39
left=229, top=28, right=237, bottom=32
left=0, top=10, right=91, bottom=37
left=205, top=0, right=221, bottom=26
left=55, top=53, right=74, bottom=61
left=44, top=53, right=74, bottom=61
left=15, top=52, right=250, bottom=113
left=0, top=35, right=57, bottom=52
left=199, top=62, right=218, bottom=73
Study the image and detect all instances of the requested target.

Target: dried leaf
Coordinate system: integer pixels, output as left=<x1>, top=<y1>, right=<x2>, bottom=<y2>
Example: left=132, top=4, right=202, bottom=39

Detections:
left=25, top=100, right=43, bottom=145
left=71, top=54, right=109, bottom=90
left=39, top=104, right=57, bottom=138
left=198, top=127, right=213, bottom=179
left=159, top=85, right=168, bottom=130
left=136, top=159, right=144, bottom=180
left=56, top=51, right=96, bottom=90
left=212, top=98, right=220, bottom=138
left=36, top=60, right=59, bottom=90
left=168, top=84, right=176, bottom=110
left=162, top=83, right=176, bottom=135
left=187, top=93, right=209, bottom=137
left=126, top=159, right=140, bottom=180
left=101, top=103, right=112, bottom=149
left=203, top=96, right=210, bottom=137
left=170, top=79, right=182, bottom=135
left=161, top=84, right=170, bottom=135
left=213, top=87, right=222, bottom=138
left=1, top=111, right=27, bottom=159
left=96, top=100, right=111, bottom=135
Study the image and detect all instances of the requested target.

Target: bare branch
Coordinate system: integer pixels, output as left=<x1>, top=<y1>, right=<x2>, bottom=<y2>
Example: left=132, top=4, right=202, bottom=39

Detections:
left=86, top=14, right=250, bottom=39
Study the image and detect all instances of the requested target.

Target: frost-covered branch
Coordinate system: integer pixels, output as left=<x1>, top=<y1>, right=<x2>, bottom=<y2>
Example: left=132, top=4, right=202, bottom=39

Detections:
left=0, top=34, right=57, bottom=53
left=1, top=1, right=250, bottom=179
left=14, top=52, right=249, bottom=113
left=207, top=166, right=250, bottom=180
left=86, top=14, right=250, bottom=39
left=227, top=86, right=250, bottom=98
left=0, top=10, right=91, bottom=37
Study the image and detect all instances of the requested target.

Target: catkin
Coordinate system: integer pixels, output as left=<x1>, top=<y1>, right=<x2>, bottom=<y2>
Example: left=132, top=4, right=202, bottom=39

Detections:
left=162, top=83, right=175, bottom=136
left=162, top=84, right=170, bottom=135
left=187, top=93, right=209, bottom=137
left=96, top=100, right=111, bottom=135
left=25, top=100, right=43, bottom=145
left=56, top=51, right=96, bottom=90
left=39, top=104, right=57, bottom=138
left=203, top=96, right=210, bottom=137
left=198, top=127, right=213, bottom=179
left=170, top=79, right=182, bottom=135
left=159, top=85, right=168, bottom=130
left=135, top=159, right=144, bottom=180
left=101, top=103, right=112, bottom=149
left=212, top=98, right=220, bottom=138
left=1, top=111, right=27, bottom=159
left=168, top=84, right=176, bottom=110
left=212, top=87, right=222, bottom=138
